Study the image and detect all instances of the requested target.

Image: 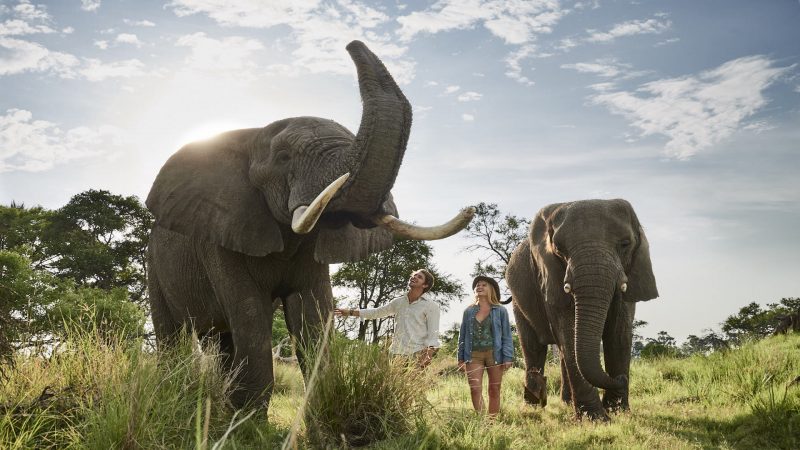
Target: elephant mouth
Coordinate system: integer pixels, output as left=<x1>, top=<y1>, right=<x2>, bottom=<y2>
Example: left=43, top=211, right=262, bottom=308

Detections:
left=290, top=173, right=475, bottom=240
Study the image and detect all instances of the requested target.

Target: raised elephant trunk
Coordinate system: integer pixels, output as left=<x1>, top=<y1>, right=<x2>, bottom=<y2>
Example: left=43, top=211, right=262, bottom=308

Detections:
left=571, top=251, right=628, bottom=391
left=336, top=40, right=411, bottom=214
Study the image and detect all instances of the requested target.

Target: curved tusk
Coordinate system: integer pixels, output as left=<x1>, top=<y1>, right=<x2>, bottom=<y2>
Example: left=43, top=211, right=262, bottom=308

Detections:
left=372, top=206, right=476, bottom=240
left=291, top=173, right=351, bottom=234
left=564, top=283, right=572, bottom=294
left=620, top=282, right=628, bottom=293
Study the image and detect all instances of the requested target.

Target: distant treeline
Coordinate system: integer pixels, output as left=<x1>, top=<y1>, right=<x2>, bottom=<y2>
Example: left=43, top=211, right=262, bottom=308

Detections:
left=1, top=191, right=798, bottom=373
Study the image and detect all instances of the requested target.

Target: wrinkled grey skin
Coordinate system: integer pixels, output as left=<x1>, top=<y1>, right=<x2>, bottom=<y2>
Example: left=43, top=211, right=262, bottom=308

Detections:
left=506, top=199, right=658, bottom=421
left=146, top=41, right=415, bottom=409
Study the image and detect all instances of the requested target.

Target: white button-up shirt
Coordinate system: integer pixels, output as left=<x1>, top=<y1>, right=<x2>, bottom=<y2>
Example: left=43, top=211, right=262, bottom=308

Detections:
left=358, top=294, right=441, bottom=355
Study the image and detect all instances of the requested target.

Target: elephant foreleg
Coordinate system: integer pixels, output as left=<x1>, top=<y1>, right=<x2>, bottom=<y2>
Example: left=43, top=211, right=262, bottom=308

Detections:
left=554, top=313, right=607, bottom=421
left=559, top=352, right=572, bottom=405
left=513, top=304, right=548, bottom=407
left=283, top=282, right=333, bottom=378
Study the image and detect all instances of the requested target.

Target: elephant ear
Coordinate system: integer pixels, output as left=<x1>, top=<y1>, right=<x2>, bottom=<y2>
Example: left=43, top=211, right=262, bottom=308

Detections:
left=530, top=203, right=567, bottom=302
left=146, top=131, right=284, bottom=257
left=624, top=223, right=658, bottom=302
left=313, top=195, right=397, bottom=263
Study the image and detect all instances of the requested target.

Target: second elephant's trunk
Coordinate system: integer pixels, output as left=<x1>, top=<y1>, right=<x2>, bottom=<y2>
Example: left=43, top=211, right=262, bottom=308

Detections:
left=571, top=254, right=628, bottom=391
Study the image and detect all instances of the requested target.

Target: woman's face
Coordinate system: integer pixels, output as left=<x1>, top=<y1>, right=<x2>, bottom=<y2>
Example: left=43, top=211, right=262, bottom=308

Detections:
left=474, top=280, right=491, bottom=297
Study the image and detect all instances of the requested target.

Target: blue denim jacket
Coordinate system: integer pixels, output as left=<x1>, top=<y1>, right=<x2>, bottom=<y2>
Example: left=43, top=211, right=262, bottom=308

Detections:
left=457, top=304, right=514, bottom=364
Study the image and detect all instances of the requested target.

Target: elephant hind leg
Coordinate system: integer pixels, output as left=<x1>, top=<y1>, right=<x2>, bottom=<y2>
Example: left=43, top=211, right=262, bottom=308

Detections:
left=513, top=304, right=549, bottom=407
left=200, top=331, right=238, bottom=376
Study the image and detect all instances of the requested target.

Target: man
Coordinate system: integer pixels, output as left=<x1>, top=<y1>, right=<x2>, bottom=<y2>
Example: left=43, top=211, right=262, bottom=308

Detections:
left=334, top=269, right=440, bottom=368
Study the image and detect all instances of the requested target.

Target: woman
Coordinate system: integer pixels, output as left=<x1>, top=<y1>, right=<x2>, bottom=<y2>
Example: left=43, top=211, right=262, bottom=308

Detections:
left=457, top=275, right=514, bottom=415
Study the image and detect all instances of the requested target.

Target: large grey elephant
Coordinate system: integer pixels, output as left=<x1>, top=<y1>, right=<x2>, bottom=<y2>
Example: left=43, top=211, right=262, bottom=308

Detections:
left=145, top=41, right=474, bottom=408
left=506, top=199, right=657, bottom=421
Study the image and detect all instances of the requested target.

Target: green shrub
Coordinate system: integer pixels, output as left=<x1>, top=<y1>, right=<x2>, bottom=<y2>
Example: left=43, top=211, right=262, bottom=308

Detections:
left=304, top=336, right=431, bottom=447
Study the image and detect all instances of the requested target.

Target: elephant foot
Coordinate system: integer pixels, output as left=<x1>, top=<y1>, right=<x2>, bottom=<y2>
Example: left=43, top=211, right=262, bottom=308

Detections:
left=523, top=371, right=548, bottom=407
left=602, top=393, right=629, bottom=413
left=576, top=405, right=610, bottom=422
left=229, top=386, right=270, bottom=410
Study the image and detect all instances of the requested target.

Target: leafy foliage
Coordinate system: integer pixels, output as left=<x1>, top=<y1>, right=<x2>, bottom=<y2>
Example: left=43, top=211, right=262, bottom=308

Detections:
left=332, top=239, right=462, bottom=343
left=462, top=202, right=529, bottom=284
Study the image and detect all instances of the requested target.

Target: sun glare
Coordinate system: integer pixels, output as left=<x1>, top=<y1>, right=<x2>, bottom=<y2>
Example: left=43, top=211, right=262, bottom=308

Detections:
left=177, top=121, right=245, bottom=146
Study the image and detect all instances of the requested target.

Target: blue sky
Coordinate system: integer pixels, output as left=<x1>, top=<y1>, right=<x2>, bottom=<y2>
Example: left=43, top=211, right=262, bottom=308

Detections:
left=2, top=0, right=799, bottom=341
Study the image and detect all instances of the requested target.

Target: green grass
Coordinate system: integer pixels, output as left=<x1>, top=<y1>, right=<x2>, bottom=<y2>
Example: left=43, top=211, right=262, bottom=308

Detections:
left=1, top=330, right=798, bottom=449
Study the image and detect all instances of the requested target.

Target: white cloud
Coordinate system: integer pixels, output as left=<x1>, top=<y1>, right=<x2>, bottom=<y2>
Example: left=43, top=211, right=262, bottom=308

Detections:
left=505, top=45, right=537, bottom=86
left=591, top=56, right=789, bottom=159
left=462, top=113, right=475, bottom=121
left=123, top=19, right=156, bottom=27
left=0, top=109, right=121, bottom=172
left=167, top=0, right=415, bottom=83
left=81, top=0, right=101, bottom=12
left=0, top=1, right=56, bottom=36
left=562, top=61, right=623, bottom=78
left=62, top=26, right=74, bottom=34
left=94, top=40, right=108, bottom=50
left=175, top=32, right=264, bottom=76
left=457, top=91, right=482, bottom=101
left=0, top=37, right=79, bottom=76
left=444, top=85, right=460, bottom=94
left=396, top=0, right=567, bottom=45
left=115, top=33, right=142, bottom=47
left=79, top=58, right=147, bottom=81
left=587, top=18, right=671, bottom=43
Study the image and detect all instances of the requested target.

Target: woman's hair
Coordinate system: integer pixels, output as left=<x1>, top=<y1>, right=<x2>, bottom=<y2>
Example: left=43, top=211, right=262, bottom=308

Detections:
left=473, top=283, right=500, bottom=306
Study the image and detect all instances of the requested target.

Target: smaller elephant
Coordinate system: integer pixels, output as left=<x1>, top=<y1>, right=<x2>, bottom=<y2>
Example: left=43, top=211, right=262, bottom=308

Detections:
left=772, top=309, right=800, bottom=335
left=523, top=367, right=547, bottom=407
left=507, top=199, right=658, bottom=421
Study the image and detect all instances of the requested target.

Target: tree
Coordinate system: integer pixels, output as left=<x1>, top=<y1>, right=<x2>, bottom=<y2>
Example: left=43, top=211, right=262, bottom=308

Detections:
left=29, top=190, right=153, bottom=303
left=640, top=330, right=679, bottom=359
left=681, top=329, right=728, bottom=355
left=0, top=203, right=56, bottom=270
left=631, top=319, right=648, bottom=357
left=332, top=239, right=462, bottom=343
left=462, top=202, right=529, bottom=287
left=721, top=302, right=774, bottom=343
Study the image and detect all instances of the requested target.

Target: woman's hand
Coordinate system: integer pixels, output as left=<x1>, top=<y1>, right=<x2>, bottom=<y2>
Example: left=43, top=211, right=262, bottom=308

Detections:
left=458, top=361, right=466, bottom=372
left=502, top=362, right=512, bottom=371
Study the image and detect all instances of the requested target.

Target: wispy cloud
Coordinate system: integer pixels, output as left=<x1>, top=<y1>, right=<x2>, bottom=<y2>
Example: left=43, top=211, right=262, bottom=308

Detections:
left=0, top=109, right=121, bottom=172
left=561, top=58, right=648, bottom=79
left=167, top=0, right=415, bottom=83
left=504, top=45, right=537, bottom=86
left=443, top=85, right=460, bottom=94
left=0, top=0, right=56, bottom=36
left=462, top=113, right=475, bottom=122
left=591, top=55, right=790, bottom=159
left=115, top=33, right=142, bottom=47
left=80, top=0, right=101, bottom=12
left=457, top=91, right=482, bottom=101
left=79, top=58, right=146, bottom=81
left=587, top=17, right=671, bottom=43
left=396, top=0, right=566, bottom=44
left=175, top=32, right=264, bottom=77
left=123, top=19, right=156, bottom=27
left=0, top=37, right=79, bottom=76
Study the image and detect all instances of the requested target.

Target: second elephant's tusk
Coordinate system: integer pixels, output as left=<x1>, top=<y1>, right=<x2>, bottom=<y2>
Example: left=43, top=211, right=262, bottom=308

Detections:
left=372, top=206, right=476, bottom=240
left=291, top=173, right=351, bottom=234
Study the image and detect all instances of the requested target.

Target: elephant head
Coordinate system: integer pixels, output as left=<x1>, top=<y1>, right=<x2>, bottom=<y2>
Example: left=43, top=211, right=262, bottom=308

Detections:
left=145, top=41, right=473, bottom=262
left=530, top=199, right=657, bottom=391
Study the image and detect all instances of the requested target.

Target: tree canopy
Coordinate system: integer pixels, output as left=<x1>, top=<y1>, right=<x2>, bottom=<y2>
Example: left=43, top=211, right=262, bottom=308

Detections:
left=462, top=202, right=529, bottom=288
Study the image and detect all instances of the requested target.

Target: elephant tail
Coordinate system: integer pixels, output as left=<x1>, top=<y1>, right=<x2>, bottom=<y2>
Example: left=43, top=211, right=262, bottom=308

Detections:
left=501, top=296, right=513, bottom=305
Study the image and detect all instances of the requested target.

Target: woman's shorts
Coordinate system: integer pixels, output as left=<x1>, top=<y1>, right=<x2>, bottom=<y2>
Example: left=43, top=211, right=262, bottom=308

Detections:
left=470, top=349, right=497, bottom=366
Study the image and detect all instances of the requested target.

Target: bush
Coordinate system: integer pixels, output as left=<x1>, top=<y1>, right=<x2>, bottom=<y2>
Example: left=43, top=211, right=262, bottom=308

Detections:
left=304, top=336, right=431, bottom=447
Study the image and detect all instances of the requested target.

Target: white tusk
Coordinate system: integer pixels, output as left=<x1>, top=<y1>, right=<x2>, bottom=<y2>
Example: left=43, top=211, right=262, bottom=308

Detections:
left=620, top=282, right=628, bottom=293
left=372, top=206, right=476, bottom=240
left=291, top=173, right=350, bottom=234
left=564, top=283, right=571, bottom=294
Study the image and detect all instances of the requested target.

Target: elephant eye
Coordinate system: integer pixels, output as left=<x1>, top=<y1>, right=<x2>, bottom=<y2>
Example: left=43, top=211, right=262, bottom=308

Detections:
left=275, top=152, right=291, bottom=164
left=620, top=239, right=631, bottom=249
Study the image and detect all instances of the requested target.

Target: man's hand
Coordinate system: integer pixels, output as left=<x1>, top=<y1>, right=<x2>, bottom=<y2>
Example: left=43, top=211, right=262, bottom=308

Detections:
left=417, top=347, right=438, bottom=369
left=333, top=308, right=358, bottom=317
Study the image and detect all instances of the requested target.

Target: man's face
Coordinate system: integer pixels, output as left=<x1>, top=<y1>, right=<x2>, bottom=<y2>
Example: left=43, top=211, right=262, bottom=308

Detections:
left=408, top=270, right=429, bottom=291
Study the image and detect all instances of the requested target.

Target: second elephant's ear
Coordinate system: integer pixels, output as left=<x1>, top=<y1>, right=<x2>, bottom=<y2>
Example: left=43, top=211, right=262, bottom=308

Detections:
left=530, top=203, right=567, bottom=299
left=146, top=132, right=284, bottom=257
left=624, top=224, right=658, bottom=302
left=313, top=195, right=397, bottom=263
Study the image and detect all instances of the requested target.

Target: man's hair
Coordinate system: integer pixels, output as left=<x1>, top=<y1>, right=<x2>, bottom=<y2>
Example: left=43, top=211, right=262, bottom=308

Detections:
left=417, top=269, right=435, bottom=293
